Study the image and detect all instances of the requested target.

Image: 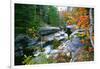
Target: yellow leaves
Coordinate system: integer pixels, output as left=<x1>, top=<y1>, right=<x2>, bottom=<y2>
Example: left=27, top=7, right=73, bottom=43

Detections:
left=86, top=32, right=90, bottom=38
left=81, top=32, right=86, bottom=37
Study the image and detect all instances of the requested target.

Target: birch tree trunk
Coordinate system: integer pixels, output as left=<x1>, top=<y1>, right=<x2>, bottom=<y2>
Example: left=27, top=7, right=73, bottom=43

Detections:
left=89, top=8, right=94, bottom=47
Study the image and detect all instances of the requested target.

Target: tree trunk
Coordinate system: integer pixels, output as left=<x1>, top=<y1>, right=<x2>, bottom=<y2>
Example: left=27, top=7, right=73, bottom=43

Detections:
left=89, top=8, right=94, bottom=47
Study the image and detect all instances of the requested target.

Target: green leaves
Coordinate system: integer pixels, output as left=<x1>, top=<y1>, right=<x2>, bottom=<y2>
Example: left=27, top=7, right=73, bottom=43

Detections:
left=22, top=55, right=34, bottom=65
left=22, top=53, right=57, bottom=64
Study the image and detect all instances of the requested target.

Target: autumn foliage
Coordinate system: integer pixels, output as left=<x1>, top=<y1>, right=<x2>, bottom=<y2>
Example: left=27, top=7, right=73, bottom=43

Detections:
left=77, top=15, right=90, bottom=29
left=62, top=8, right=90, bottom=30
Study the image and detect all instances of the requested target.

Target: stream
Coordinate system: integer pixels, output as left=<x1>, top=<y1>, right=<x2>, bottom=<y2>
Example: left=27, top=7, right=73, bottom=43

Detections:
left=15, top=27, right=85, bottom=62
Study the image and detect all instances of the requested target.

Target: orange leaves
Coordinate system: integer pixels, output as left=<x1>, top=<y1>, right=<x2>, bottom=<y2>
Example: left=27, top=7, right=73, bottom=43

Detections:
left=77, top=15, right=90, bottom=29
left=80, top=39, right=85, bottom=44
left=78, top=8, right=88, bottom=15
left=80, top=16, right=89, bottom=20
left=61, top=8, right=90, bottom=30
left=75, top=8, right=90, bottom=30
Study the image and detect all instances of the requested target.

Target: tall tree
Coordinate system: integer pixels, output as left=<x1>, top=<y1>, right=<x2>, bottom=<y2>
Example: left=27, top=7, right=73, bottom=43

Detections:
left=48, top=6, right=60, bottom=26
